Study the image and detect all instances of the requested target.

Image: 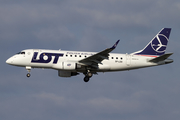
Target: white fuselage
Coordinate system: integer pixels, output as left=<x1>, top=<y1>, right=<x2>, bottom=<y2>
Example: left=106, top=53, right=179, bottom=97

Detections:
left=6, top=49, right=160, bottom=73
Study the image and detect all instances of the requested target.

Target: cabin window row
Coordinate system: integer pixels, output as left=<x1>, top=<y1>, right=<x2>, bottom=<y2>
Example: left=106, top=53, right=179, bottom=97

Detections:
left=111, top=57, right=123, bottom=60
left=65, top=54, right=123, bottom=60
left=65, top=55, right=87, bottom=57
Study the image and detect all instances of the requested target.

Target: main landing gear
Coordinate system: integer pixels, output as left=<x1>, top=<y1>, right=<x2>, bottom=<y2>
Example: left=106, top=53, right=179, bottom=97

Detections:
left=84, top=70, right=93, bottom=82
left=26, top=66, right=31, bottom=78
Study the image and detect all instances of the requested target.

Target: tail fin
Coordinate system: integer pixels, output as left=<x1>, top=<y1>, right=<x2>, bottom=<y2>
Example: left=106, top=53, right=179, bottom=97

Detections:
left=132, top=28, right=171, bottom=56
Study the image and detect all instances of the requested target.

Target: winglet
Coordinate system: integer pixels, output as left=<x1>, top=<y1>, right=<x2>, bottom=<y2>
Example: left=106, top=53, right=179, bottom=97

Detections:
left=110, top=40, right=120, bottom=49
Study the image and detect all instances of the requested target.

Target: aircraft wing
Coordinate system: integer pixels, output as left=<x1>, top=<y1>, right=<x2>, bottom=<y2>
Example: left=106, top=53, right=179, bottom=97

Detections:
left=148, top=53, right=173, bottom=62
left=78, top=40, right=120, bottom=68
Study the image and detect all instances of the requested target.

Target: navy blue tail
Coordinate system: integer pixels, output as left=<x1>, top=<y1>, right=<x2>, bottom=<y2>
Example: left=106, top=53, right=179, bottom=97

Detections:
left=133, top=28, right=171, bottom=56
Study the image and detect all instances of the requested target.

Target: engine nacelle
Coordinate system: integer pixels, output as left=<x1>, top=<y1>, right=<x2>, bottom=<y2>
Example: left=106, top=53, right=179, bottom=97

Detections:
left=58, top=70, right=79, bottom=77
left=63, top=62, right=76, bottom=70
left=52, top=62, right=81, bottom=70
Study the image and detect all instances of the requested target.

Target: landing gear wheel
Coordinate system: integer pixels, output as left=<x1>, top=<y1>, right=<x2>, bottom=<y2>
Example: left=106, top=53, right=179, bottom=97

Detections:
left=26, top=73, right=31, bottom=77
left=84, top=76, right=90, bottom=82
left=26, top=66, right=31, bottom=78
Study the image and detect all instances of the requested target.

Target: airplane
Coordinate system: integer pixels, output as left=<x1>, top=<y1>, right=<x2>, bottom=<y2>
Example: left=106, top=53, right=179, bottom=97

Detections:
left=6, top=28, right=173, bottom=82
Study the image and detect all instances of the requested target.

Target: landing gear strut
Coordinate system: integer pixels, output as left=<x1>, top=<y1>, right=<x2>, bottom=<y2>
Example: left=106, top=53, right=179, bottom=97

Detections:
left=26, top=66, right=31, bottom=78
left=83, top=70, right=93, bottom=82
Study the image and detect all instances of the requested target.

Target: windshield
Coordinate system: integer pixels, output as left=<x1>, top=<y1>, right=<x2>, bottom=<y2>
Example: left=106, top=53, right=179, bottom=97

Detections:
left=16, top=52, right=25, bottom=55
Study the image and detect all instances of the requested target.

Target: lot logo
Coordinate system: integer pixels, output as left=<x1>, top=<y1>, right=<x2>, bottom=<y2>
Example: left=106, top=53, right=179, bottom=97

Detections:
left=67, top=64, right=71, bottom=67
left=31, top=52, right=64, bottom=64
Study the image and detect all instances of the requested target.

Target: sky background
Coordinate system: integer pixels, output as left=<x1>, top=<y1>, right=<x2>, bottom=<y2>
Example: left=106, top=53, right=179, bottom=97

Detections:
left=0, top=0, right=180, bottom=120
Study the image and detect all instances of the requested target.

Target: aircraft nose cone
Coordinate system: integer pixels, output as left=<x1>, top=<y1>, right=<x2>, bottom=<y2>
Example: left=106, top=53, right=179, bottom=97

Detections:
left=6, top=58, right=13, bottom=64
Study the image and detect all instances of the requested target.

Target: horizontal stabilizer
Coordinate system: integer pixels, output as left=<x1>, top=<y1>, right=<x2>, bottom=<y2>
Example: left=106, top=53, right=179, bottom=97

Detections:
left=148, top=53, right=173, bottom=62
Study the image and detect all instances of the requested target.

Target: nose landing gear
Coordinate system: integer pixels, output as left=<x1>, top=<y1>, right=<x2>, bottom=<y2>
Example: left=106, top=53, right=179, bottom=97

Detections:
left=26, top=66, right=31, bottom=78
left=26, top=73, right=31, bottom=77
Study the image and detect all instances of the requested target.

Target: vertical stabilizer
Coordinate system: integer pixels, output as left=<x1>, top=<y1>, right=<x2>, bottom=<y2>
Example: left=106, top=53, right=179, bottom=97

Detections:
left=132, top=28, right=171, bottom=56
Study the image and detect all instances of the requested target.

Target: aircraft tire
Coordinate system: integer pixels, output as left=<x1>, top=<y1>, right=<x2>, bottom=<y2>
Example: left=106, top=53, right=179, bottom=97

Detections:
left=26, top=73, right=31, bottom=77
left=84, top=76, right=89, bottom=82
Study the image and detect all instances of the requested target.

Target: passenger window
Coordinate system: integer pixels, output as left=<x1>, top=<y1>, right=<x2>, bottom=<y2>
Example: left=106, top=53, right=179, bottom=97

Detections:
left=116, top=57, right=118, bottom=59
left=112, top=57, right=114, bottom=59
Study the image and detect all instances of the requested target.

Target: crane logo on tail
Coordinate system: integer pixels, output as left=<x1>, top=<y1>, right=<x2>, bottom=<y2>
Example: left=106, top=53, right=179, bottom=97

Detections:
left=151, top=34, right=168, bottom=53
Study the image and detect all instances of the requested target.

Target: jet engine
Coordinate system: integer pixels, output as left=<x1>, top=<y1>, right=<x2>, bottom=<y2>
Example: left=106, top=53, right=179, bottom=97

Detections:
left=58, top=70, right=79, bottom=77
left=52, top=62, right=81, bottom=70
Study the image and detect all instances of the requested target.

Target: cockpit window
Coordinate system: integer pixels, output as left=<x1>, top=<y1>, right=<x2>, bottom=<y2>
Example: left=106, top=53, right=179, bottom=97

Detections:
left=17, top=52, right=25, bottom=54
